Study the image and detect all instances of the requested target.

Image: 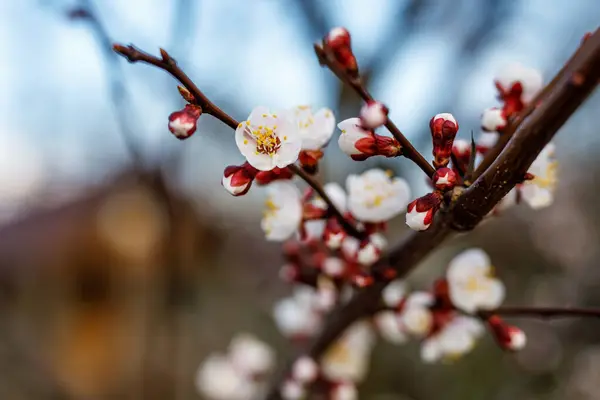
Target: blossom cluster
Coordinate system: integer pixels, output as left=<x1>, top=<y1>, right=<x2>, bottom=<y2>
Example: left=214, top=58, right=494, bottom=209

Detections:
left=173, top=26, right=560, bottom=400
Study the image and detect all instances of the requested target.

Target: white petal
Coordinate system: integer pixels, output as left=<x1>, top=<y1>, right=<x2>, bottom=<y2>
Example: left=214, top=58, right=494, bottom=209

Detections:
left=374, top=311, right=407, bottom=344
left=520, top=184, right=553, bottom=209
left=228, top=333, right=275, bottom=376
left=274, top=141, right=302, bottom=168
left=406, top=209, right=430, bottom=231
left=421, top=338, right=442, bottom=363
left=478, top=279, right=506, bottom=310
left=247, top=150, right=278, bottom=171
left=324, top=182, right=348, bottom=212
left=196, top=354, right=257, bottom=400
left=447, top=248, right=491, bottom=281
left=382, top=280, right=406, bottom=308
left=249, top=106, right=272, bottom=127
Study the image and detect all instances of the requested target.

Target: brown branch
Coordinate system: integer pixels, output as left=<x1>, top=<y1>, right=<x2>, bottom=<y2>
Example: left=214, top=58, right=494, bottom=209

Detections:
left=265, top=27, right=600, bottom=399
left=481, top=306, right=600, bottom=319
left=112, top=44, right=365, bottom=239
left=314, top=44, right=437, bottom=178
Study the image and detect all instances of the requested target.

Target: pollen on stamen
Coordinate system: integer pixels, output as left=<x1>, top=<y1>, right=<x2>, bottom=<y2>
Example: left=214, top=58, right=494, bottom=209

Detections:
left=262, top=114, right=267, bottom=117
left=245, top=120, right=250, bottom=126
left=283, top=136, right=287, bottom=140
left=238, top=122, right=243, bottom=128
left=244, top=139, right=248, bottom=145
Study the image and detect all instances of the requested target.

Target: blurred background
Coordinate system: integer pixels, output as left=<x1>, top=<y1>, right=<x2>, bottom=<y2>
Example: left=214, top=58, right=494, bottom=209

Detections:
left=1, top=0, right=600, bottom=399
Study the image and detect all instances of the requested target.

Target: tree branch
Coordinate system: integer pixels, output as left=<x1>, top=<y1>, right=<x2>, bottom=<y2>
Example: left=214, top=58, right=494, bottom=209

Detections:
left=314, top=44, right=437, bottom=177
left=481, top=306, right=600, bottom=319
left=112, top=44, right=365, bottom=239
left=265, top=27, right=600, bottom=399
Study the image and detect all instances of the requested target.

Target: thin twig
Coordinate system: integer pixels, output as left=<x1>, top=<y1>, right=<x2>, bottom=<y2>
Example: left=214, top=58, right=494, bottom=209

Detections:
left=112, top=44, right=364, bottom=239
left=314, top=44, right=437, bottom=178
left=69, top=0, right=146, bottom=170
left=265, top=27, right=600, bottom=399
left=481, top=306, right=600, bottom=319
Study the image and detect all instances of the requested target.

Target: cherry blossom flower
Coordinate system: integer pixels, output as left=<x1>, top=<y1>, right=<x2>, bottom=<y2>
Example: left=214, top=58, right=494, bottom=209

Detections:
left=446, top=248, right=505, bottom=314
left=261, top=181, right=303, bottom=241
left=235, top=106, right=302, bottom=171
left=293, top=105, right=336, bottom=151
left=374, top=311, right=408, bottom=344
left=168, top=104, right=202, bottom=140
left=280, top=379, right=305, bottom=400
left=346, top=169, right=410, bottom=223
left=222, top=162, right=258, bottom=196
left=406, top=192, right=443, bottom=231
left=196, top=354, right=258, bottom=400
left=481, top=107, right=507, bottom=132
left=360, top=101, right=388, bottom=129
left=341, top=234, right=387, bottom=266
left=430, top=113, right=459, bottom=168
left=331, top=382, right=359, bottom=400
left=316, top=275, right=338, bottom=311
left=382, top=279, right=407, bottom=308
left=421, top=315, right=485, bottom=363
left=291, top=356, right=319, bottom=384
left=338, top=118, right=401, bottom=160
left=520, top=143, right=557, bottom=209
left=399, top=292, right=435, bottom=337
left=228, top=333, right=275, bottom=377
left=322, top=321, right=376, bottom=383
left=273, top=287, right=322, bottom=338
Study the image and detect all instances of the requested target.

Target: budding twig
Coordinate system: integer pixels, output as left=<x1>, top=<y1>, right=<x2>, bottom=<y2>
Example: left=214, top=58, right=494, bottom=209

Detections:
left=112, top=44, right=365, bottom=239
left=265, top=28, right=600, bottom=400
left=314, top=44, right=436, bottom=178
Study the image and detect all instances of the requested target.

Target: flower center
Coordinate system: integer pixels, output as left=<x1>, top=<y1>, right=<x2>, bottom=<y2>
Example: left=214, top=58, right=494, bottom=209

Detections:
left=362, top=183, right=394, bottom=208
left=251, top=126, right=281, bottom=156
left=532, top=161, right=557, bottom=189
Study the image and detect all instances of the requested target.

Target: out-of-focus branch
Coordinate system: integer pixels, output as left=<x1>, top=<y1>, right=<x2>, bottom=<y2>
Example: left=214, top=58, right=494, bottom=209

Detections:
left=112, top=45, right=365, bottom=239
left=265, top=27, right=600, bottom=399
left=68, top=0, right=145, bottom=170
left=481, top=306, right=600, bottom=319
left=314, top=44, right=437, bottom=177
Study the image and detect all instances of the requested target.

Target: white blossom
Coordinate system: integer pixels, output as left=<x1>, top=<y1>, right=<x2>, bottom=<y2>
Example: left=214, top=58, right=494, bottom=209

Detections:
left=399, top=292, right=434, bottom=337
left=337, top=118, right=374, bottom=159
left=293, top=105, right=335, bottom=150
left=421, top=316, right=485, bottom=363
left=477, top=132, right=500, bottom=149
left=360, top=101, right=388, bottom=129
left=273, top=287, right=322, bottom=338
left=341, top=234, right=387, bottom=265
left=447, top=248, right=505, bottom=314
left=496, top=62, right=543, bottom=104
left=235, top=106, right=302, bottom=171
left=481, top=107, right=506, bottom=132
left=346, top=169, right=411, bottom=222
left=310, top=182, right=348, bottom=212
left=261, top=181, right=303, bottom=241
left=195, top=354, right=258, bottom=400
left=291, top=356, right=319, bottom=384
left=382, top=280, right=407, bottom=308
left=520, top=143, right=557, bottom=209
left=322, top=321, right=376, bottom=383
left=280, top=379, right=305, bottom=400
left=331, top=382, right=359, bottom=400
left=228, top=333, right=275, bottom=376
left=374, top=311, right=408, bottom=344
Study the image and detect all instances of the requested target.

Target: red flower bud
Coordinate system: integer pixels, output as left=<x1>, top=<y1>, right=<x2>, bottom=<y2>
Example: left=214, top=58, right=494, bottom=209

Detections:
left=221, top=162, right=257, bottom=196
left=324, top=27, right=358, bottom=78
left=360, top=101, right=388, bottom=129
left=430, top=113, right=459, bottom=169
left=298, top=149, right=324, bottom=174
left=406, top=191, right=443, bottom=231
left=433, top=168, right=458, bottom=191
left=487, top=315, right=527, bottom=351
left=168, top=104, right=202, bottom=140
left=255, top=167, right=294, bottom=185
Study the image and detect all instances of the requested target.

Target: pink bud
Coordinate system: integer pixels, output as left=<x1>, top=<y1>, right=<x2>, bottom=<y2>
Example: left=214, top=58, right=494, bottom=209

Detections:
left=433, top=168, right=458, bottom=191
left=481, top=107, right=507, bottom=132
left=168, top=104, right=202, bottom=140
left=430, top=113, right=459, bottom=168
left=255, top=167, right=294, bottom=185
left=487, top=316, right=527, bottom=351
left=406, top=192, right=443, bottom=231
left=324, top=27, right=358, bottom=77
left=360, top=101, right=388, bottom=129
left=221, top=162, right=257, bottom=196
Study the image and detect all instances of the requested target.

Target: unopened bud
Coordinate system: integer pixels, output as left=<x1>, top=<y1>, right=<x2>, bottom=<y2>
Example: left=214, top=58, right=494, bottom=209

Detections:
left=406, top=191, right=443, bottom=231
left=324, top=27, right=358, bottom=78
left=430, top=113, right=459, bottom=168
left=168, top=104, right=202, bottom=139
left=433, top=168, right=458, bottom=191
left=360, top=101, right=388, bottom=129
left=255, top=167, right=294, bottom=185
left=221, top=162, right=257, bottom=196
